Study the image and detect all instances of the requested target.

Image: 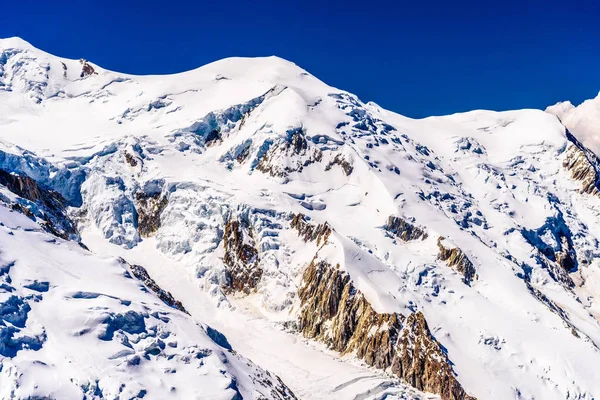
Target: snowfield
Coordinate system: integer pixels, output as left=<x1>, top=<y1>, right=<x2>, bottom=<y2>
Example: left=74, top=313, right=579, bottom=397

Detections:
left=1, top=36, right=600, bottom=399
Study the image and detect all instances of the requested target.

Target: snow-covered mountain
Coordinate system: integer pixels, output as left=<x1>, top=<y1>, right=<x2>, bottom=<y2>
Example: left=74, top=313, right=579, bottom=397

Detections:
left=0, top=198, right=295, bottom=399
left=2, top=36, right=600, bottom=399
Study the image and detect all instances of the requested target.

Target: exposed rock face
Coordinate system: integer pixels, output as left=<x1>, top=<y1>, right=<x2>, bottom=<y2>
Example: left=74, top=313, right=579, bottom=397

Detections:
left=127, top=262, right=188, bottom=314
left=290, top=213, right=331, bottom=245
left=297, top=259, right=473, bottom=400
left=124, top=152, right=138, bottom=167
left=257, top=129, right=323, bottom=178
left=324, top=153, right=353, bottom=176
left=257, top=130, right=353, bottom=178
left=223, top=218, right=262, bottom=294
left=0, top=169, right=53, bottom=203
left=0, top=169, right=76, bottom=239
left=563, top=132, right=600, bottom=196
left=298, top=259, right=401, bottom=369
left=289, top=130, right=308, bottom=154
left=392, top=312, right=475, bottom=400
left=79, top=59, right=95, bottom=78
left=385, top=216, right=428, bottom=241
left=437, top=237, right=476, bottom=285
left=293, top=211, right=472, bottom=398
left=135, top=191, right=168, bottom=237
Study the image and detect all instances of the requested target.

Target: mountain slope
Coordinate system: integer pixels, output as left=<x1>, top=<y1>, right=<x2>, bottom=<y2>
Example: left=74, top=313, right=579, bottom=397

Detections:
left=1, top=37, right=600, bottom=399
left=0, top=189, right=296, bottom=399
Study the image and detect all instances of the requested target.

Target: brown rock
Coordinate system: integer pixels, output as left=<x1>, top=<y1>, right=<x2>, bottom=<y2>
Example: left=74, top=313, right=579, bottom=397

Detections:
left=0, top=169, right=46, bottom=203
left=298, top=259, right=400, bottom=367
left=562, top=133, right=600, bottom=196
left=437, top=237, right=476, bottom=285
left=0, top=169, right=76, bottom=239
left=124, top=152, right=138, bottom=167
left=324, top=154, right=353, bottom=176
left=135, top=191, right=168, bottom=237
left=297, top=259, right=474, bottom=400
left=222, top=218, right=262, bottom=294
left=386, top=216, right=428, bottom=241
left=257, top=130, right=323, bottom=178
left=79, top=59, right=96, bottom=78
left=290, top=213, right=331, bottom=246
left=392, top=312, right=475, bottom=400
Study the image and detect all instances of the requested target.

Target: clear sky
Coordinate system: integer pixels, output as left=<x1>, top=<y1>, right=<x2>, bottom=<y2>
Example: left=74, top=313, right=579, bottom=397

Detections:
left=2, top=0, right=600, bottom=118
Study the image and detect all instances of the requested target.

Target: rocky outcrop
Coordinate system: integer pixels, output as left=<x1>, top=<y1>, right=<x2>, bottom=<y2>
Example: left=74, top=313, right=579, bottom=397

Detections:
left=392, top=312, right=475, bottom=400
left=79, top=59, right=96, bottom=78
left=0, top=169, right=55, bottom=204
left=297, top=259, right=474, bottom=400
left=127, top=262, right=188, bottom=314
left=298, top=259, right=401, bottom=369
left=0, top=169, right=76, bottom=239
left=437, top=237, right=476, bottom=285
left=293, top=213, right=472, bottom=397
left=289, top=130, right=308, bottom=154
left=290, top=213, right=331, bottom=245
left=324, top=154, right=353, bottom=176
left=257, top=129, right=323, bottom=178
left=385, top=216, right=428, bottom=241
left=135, top=191, right=168, bottom=237
left=563, top=132, right=600, bottom=196
left=124, top=152, right=138, bottom=167
left=223, top=218, right=262, bottom=294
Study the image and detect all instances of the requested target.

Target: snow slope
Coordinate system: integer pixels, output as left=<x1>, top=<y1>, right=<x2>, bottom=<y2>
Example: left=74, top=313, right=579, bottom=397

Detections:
left=1, top=36, right=600, bottom=399
left=0, top=192, right=296, bottom=399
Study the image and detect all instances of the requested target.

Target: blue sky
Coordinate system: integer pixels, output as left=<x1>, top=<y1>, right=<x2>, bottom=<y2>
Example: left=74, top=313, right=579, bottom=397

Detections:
left=2, top=0, right=600, bottom=118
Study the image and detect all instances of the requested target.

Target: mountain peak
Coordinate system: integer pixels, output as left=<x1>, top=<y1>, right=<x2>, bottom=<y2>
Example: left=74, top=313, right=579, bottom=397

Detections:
left=0, top=36, right=35, bottom=50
